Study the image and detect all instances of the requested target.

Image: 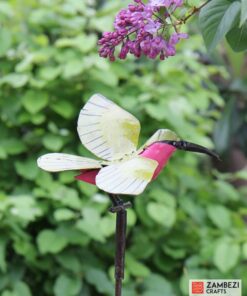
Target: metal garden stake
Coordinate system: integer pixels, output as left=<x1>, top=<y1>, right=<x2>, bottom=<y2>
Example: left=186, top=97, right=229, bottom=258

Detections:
left=109, top=194, right=131, bottom=296
left=37, top=93, right=219, bottom=296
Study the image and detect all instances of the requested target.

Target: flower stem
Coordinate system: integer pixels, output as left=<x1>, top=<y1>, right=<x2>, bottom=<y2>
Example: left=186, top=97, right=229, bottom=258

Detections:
left=177, top=0, right=210, bottom=25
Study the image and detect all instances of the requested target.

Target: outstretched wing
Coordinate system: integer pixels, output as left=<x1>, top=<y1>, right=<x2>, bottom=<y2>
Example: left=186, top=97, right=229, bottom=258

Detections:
left=77, top=94, right=140, bottom=161
left=37, top=153, right=102, bottom=172
left=96, top=156, right=158, bottom=195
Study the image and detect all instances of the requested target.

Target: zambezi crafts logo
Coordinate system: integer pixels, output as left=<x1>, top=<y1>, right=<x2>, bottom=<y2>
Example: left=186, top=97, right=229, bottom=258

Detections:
left=192, top=281, right=204, bottom=294
left=189, top=280, right=241, bottom=296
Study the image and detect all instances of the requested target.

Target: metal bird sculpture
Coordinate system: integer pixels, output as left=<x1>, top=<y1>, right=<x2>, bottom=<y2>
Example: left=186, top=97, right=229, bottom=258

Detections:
left=37, top=93, right=219, bottom=296
left=37, top=93, right=218, bottom=194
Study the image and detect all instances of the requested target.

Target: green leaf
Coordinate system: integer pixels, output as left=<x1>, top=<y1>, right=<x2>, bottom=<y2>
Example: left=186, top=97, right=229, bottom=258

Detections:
left=0, top=2, right=14, bottom=17
left=38, top=66, right=61, bottom=81
left=149, top=189, right=176, bottom=207
left=76, top=208, right=105, bottom=242
left=188, top=0, right=201, bottom=6
left=37, top=230, right=68, bottom=254
left=22, top=90, right=49, bottom=114
left=142, top=274, right=174, bottom=295
left=213, top=237, right=240, bottom=272
left=85, top=268, right=114, bottom=295
left=62, top=60, right=84, bottom=78
left=56, top=251, right=81, bottom=273
left=57, top=226, right=90, bottom=246
left=147, top=202, right=176, bottom=228
left=207, top=205, right=231, bottom=229
left=199, top=0, right=241, bottom=51
left=54, top=209, right=76, bottom=221
left=234, top=169, right=247, bottom=179
left=13, top=239, right=36, bottom=261
left=15, top=159, right=39, bottom=180
left=1, top=139, right=26, bottom=155
left=145, top=103, right=166, bottom=121
left=51, top=186, right=82, bottom=209
left=54, top=274, right=82, bottom=296
left=0, top=28, right=12, bottom=57
left=0, top=146, right=7, bottom=159
left=162, top=245, right=186, bottom=259
left=0, top=236, right=7, bottom=272
left=100, top=215, right=116, bottom=237
left=59, top=171, right=75, bottom=184
left=56, top=34, right=97, bottom=53
left=226, top=22, right=247, bottom=52
left=213, top=99, right=235, bottom=154
left=215, top=180, right=240, bottom=201
left=240, top=0, right=247, bottom=25
left=90, top=68, right=118, bottom=87
left=9, top=195, right=42, bottom=222
left=2, top=291, right=16, bottom=296
left=78, top=35, right=97, bottom=52
left=13, top=282, right=32, bottom=296
left=129, top=233, right=155, bottom=260
left=42, top=134, right=64, bottom=151
left=243, top=242, right=247, bottom=259
left=31, top=113, right=46, bottom=125
left=126, top=253, right=150, bottom=277
left=0, top=73, right=29, bottom=88
left=126, top=208, right=137, bottom=227
left=51, top=100, right=75, bottom=119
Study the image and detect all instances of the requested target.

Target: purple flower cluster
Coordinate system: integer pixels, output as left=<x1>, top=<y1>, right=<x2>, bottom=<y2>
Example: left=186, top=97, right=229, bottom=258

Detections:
left=98, top=0, right=187, bottom=61
left=149, top=0, right=183, bottom=7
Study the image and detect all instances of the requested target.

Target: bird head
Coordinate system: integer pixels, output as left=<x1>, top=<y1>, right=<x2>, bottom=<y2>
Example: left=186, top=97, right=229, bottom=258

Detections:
left=143, top=129, right=219, bottom=160
left=142, top=129, right=180, bottom=148
left=161, top=139, right=220, bottom=160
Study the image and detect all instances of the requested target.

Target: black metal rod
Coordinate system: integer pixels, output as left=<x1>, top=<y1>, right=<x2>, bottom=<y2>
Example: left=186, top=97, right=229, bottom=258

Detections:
left=109, top=194, right=131, bottom=296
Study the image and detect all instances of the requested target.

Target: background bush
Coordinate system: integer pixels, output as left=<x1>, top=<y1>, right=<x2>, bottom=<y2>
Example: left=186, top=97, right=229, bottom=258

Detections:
left=0, top=1, right=247, bottom=295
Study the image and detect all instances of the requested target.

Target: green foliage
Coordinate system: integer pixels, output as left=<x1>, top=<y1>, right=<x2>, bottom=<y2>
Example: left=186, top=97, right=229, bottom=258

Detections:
left=240, top=0, right=247, bottom=25
left=213, top=237, right=241, bottom=273
left=0, top=1, right=246, bottom=296
left=226, top=22, right=247, bottom=52
left=199, top=0, right=241, bottom=51
left=54, top=274, right=82, bottom=296
left=199, top=0, right=247, bottom=52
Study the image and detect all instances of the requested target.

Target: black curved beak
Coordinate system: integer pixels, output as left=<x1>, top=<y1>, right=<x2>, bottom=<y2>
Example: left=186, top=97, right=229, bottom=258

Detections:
left=162, top=140, right=220, bottom=160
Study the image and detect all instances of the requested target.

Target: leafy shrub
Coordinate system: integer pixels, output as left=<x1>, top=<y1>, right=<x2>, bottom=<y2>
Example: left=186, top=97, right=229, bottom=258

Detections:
left=0, top=1, right=246, bottom=295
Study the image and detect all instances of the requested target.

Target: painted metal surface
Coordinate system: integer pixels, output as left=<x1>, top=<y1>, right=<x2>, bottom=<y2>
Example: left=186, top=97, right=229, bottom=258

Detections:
left=37, top=93, right=179, bottom=195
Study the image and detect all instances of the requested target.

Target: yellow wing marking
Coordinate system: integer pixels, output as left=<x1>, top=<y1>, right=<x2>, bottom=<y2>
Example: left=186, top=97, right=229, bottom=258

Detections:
left=96, top=156, right=158, bottom=195
left=77, top=94, right=140, bottom=161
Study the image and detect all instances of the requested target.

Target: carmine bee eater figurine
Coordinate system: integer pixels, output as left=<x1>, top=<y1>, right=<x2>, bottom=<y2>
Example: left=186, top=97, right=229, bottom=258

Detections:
left=38, top=93, right=218, bottom=195
left=37, top=94, right=219, bottom=296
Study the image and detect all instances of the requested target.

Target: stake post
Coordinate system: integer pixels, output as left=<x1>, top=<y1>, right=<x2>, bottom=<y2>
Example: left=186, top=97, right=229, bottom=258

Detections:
left=109, top=194, right=132, bottom=296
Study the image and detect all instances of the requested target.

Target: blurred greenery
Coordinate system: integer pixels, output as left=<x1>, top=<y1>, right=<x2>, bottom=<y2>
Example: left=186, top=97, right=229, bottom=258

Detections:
left=0, top=0, right=247, bottom=296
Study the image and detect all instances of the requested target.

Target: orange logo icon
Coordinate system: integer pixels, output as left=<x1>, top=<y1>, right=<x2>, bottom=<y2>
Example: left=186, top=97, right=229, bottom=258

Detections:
left=192, top=281, right=204, bottom=294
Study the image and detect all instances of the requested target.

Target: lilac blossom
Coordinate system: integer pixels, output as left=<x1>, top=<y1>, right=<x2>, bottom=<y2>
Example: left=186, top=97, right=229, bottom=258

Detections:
left=144, top=19, right=161, bottom=34
left=98, top=0, right=187, bottom=61
left=148, top=0, right=183, bottom=8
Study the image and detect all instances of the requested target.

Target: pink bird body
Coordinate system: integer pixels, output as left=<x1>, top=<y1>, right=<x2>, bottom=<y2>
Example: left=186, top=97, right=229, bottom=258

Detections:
left=76, top=143, right=176, bottom=185
left=140, top=142, right=176, bottom=179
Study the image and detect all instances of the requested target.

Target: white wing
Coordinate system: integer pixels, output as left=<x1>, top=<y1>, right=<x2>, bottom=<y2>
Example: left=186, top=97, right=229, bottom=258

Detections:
left=37, top=153, right=102, bottom=172
left=77, top=94, right=140, bottom=161
left=96, top=156, right=158, bottom=195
